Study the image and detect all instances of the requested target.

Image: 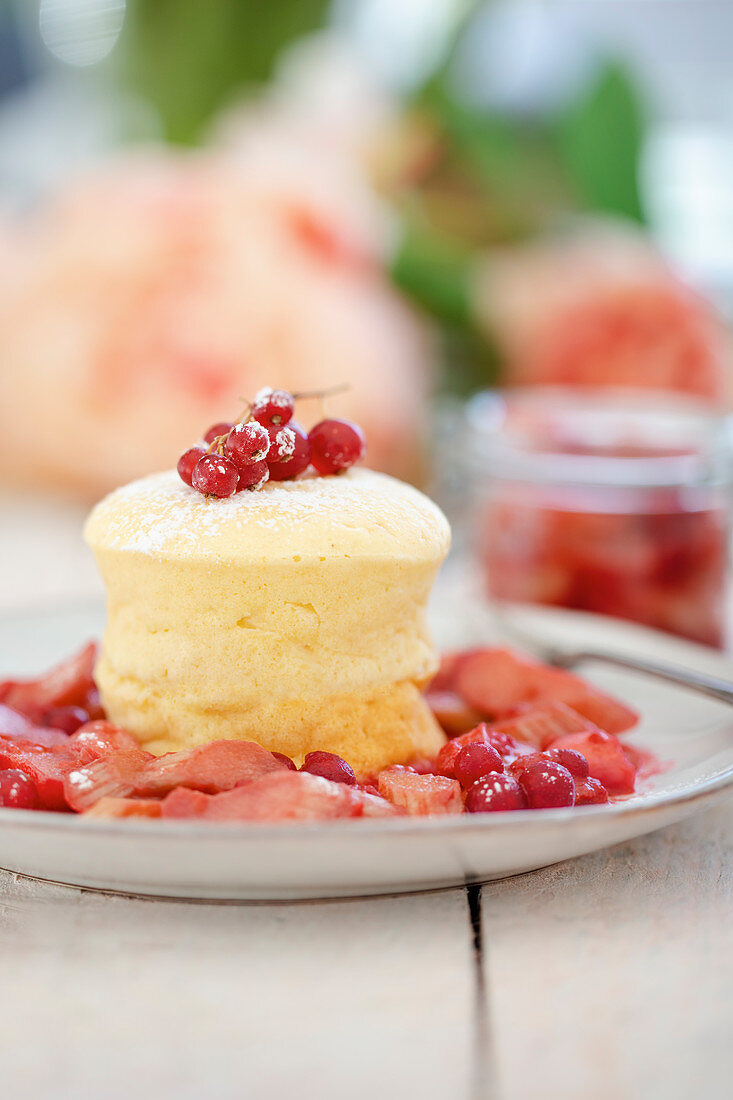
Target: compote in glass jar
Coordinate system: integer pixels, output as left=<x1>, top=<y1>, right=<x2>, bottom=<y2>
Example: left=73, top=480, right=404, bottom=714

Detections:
left=466, top=388, right=732, bottom=648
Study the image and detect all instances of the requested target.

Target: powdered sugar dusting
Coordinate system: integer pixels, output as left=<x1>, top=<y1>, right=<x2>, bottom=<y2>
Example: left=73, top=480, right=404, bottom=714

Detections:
left=254, top=386, right=292, bottom=409
left=86, top=467, right=450, bottom=562
left=251, top=464, right=270, bottom=491
left=272, top=426, right=296, bottom=458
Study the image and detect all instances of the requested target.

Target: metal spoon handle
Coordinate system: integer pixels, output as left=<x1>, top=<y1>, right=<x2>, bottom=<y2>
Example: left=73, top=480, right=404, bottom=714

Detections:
left=557, top=649, right=733, bottom=707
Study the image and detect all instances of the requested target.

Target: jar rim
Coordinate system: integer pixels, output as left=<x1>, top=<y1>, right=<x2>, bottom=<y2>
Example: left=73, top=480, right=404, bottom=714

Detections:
left=465, top=386, right=733, bottom=488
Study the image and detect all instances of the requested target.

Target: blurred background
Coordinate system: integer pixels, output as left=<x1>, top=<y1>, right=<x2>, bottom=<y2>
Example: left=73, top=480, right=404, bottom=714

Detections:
left=2, top=0, right=733, bottom=645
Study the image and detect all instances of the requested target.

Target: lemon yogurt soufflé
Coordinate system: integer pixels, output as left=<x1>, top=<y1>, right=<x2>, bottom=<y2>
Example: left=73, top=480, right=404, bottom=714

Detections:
left=84, top=467, right=451, bottom=775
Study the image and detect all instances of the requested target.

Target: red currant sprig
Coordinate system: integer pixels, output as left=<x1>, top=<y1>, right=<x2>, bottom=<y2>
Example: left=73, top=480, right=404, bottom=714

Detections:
left=177, top=385, right=365, bottom=497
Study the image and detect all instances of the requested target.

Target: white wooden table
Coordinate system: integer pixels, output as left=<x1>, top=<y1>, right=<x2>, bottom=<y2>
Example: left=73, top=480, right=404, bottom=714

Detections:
left=0, top=493, right=731, bottom=1099
left=0, top=804, right=729, bottom=1100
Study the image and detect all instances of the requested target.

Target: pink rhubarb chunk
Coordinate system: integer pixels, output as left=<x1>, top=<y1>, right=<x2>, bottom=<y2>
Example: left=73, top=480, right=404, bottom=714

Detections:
left=490, top=701, right=597, bottom=750
left=64, top=750, right=153, bottom=812
left=68, top=721, right=142, bottom=763
left=0, top=643, right=97, bottom=722
left=425, top=690, right=482, bottom=737
left=64, top=739, right=288, bottom=811
left=0, top=704, right=69, bottom=747
left=453, top=648, right=539, bottom=716
left=139, top=740, right=287, bottom=795
left=377, top=770, right=463, bottom=816
left=451, top=647, right=638, bottom=734
left=162, top=771, right=366, bottom=822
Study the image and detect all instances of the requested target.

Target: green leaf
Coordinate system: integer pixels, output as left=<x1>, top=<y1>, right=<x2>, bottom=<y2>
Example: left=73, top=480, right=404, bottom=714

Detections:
left=554, top=60, right=646, bottom=223
left=438, top=322, right=501, bottom=396
left=390, top=220, right=500, bottom=394
left=117, top=0, right=331, bottom=144
left=390, top=222, right=474, bottom=328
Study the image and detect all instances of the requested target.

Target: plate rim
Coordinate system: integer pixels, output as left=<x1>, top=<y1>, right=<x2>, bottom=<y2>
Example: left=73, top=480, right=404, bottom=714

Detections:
left=1, top=598, right=732, bottom=843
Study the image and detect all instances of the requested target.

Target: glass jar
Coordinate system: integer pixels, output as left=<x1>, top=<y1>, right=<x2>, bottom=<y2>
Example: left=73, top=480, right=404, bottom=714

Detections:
left=464, top=388, right=733, bottom=648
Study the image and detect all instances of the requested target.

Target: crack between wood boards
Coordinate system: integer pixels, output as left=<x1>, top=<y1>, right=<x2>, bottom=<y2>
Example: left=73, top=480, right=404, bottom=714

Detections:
left=466, top=882, right=494, bottom=1100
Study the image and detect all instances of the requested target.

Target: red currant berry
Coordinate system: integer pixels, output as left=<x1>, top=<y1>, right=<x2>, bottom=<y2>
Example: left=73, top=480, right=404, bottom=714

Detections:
left=271, top=752, right=297, bottom=771
left=574, top=777, right=609, bottom=806
left=485, top=730, right=520, bottom=759
left=235, top=459, right=269, bottom=491
left=544, top=747, right=589, bottom=779
left=267, top=425, right=297, bottom=462
left=192, top=454, right=240, bottom=497
left=252, top=388, right=294, bottom=428
left=203, top=421, right=234, bottom=445
left=225, top=421, right=270, bottom=468
left=177, top=445, right=205, bottom=487
left=0, top=769, right=39, bottom=810
left=267, top=422, right=311, bottom=481
left=308, top=418, right=366, bottom=475
left=454, top=743, right=503, bottom=789
left=519, top=760, right=576, bottom=809
left=43, top=706, right=89, bottom=735
left=465, top=774, right=527, bottom=813
left=507, top=752, right=544, bottom=779
left=301, top=751, right=356, bottom=786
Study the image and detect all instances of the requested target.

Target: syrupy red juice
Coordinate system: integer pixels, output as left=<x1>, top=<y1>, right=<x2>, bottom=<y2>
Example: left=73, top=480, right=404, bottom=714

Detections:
left=483, top=481, right=727, bottom=647
left=466, top=389, right=732, bottom=649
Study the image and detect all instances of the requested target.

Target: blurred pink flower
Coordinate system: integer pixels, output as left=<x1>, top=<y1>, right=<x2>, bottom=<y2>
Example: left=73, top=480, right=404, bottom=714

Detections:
left=475, top=223, right=728, bottom=401
left=0, top=148, right=430, bottom=497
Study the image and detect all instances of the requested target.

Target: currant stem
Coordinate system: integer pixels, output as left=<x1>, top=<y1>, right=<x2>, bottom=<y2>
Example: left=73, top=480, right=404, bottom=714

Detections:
left=290, top=383, right=350, bottom=401
left=206, top=400, right=254, bottom=455
left=203, top=384, right=348, bottom=456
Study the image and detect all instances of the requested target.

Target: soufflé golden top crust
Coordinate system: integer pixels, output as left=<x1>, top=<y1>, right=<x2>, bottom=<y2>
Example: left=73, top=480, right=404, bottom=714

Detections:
left=85, top=468, right=450, bottom=774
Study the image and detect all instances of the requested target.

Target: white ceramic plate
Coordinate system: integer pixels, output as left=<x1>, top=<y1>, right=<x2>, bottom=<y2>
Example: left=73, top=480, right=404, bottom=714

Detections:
left=0, top=598, right=731, bottom=900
